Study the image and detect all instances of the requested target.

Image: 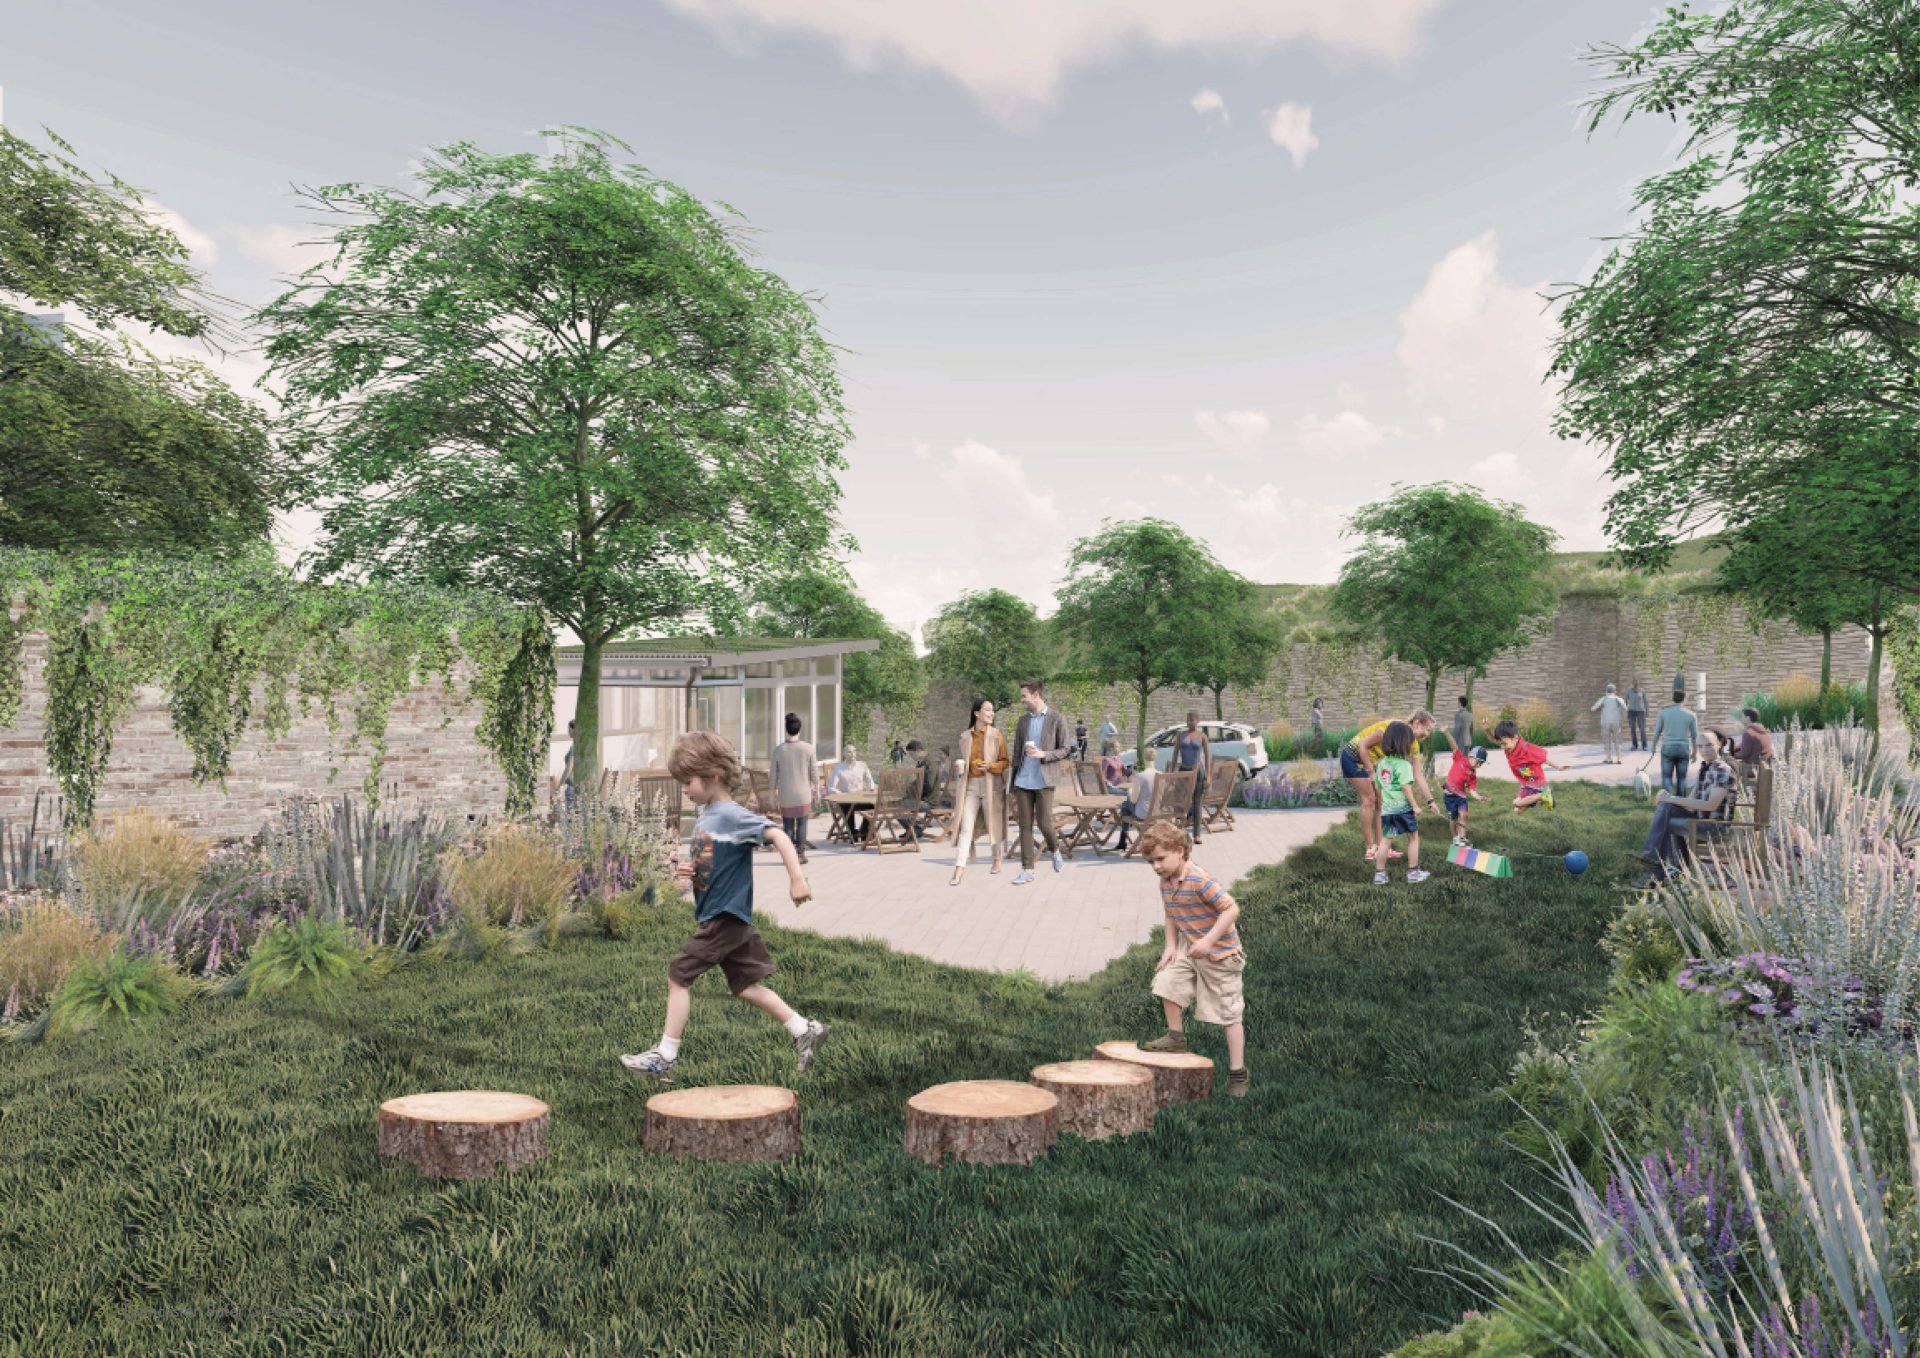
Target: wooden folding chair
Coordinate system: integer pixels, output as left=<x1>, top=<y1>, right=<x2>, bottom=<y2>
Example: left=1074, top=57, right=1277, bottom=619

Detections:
left=1120, top=770, right=1197, bottom=857
left=922, top=774, right=958, bottom=841
left=623, top=774, right=684, bottom=838
left=865, top=767, right=924, bottom=854
left=1680, top=764, right=1772, bottom=860
left=1200, top=759, right=1239, bottom=833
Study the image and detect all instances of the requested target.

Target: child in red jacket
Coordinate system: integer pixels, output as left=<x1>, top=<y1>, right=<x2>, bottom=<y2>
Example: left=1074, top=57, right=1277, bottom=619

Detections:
left=1444, top=745, right=1489, bottom=846
left=1494, top=720, right=1568, bottom=814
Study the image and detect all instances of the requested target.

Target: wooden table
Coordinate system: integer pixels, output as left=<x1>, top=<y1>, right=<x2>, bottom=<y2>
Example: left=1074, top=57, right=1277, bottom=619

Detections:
left=1054, top=792, right=1124, bottom=858
left=824, top=791, right=876, bottom=845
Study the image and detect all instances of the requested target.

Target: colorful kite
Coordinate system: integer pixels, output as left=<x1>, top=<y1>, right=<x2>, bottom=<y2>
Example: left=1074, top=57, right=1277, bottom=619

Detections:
left=1447, top=843, right=1513, bottom=878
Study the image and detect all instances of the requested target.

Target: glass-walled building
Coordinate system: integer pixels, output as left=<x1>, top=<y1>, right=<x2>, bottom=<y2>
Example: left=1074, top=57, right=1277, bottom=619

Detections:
left=551, top=637, right=879, bottom=778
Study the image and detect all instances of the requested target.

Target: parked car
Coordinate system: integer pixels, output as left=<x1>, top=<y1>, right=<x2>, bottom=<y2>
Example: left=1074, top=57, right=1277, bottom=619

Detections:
left=1118, top=722, right=1269, bottom=781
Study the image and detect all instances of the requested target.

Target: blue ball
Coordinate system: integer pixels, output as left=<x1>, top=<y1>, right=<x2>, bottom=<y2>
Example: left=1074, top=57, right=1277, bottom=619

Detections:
left=1563, top=850, right=1590, bottom=876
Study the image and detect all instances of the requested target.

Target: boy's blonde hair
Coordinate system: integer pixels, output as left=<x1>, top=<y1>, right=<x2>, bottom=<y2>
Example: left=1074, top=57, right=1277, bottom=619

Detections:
left=667, top=731, right=745, bottom=794
left=1408, top=708, right=1436, bottom=727
left=1138, top=821, right=1191, bottom=862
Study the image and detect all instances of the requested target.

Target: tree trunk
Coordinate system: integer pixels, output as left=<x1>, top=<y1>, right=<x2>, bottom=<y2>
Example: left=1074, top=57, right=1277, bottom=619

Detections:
left=1093, top=1040, right=1215, bottom=1107
left=1820, top=626, right=1833, bottom=693
left=644, top=1085, right=800, bottom=1161
left=904, top=1080, right=1058, bottom=1166
left=1213, top=686, right=1226, bottom=722
left=1867, top=622, right=1885, bottom=734
left=1030, top=1060, right=1155, bottom=1140
left=573, top=631, right=605, bottom=798
left=1463, top=669, right=1477, bottom=706
left=1135, top=680, right=1152, bottom=771
left=1424, top=668, right=1439, bottom=712
left=377, top=1091, right=550, bottom=1180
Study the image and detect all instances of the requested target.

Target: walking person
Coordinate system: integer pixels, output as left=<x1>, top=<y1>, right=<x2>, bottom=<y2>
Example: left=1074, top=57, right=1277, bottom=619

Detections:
left=1172, top=711, right=1212, bottom=843
left=558, top=720, right=579, bottom=812
left=770, top=713, right=818, bottom=865
left=1450, top=695, right=1473, bottom=758
left=1625, top=679, right=1648, bottom=751
left=1009, top=679, right=1071, bottom=885
left=1309, top=697, right=1325, bottom=753
left=1098, top=716, right=1118, bottom=756
left=949, top=699, right=1008, bottom=885
left=1646, top=686, right=1700, bottom=797
left=1074, top=718, right=1089, bottom=761
left=1591, top=683, right=1628, bottom=764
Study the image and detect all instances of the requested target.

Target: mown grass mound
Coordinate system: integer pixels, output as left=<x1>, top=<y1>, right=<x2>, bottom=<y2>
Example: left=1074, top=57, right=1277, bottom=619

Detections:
left=0, top=786, right=1647, bottom=1355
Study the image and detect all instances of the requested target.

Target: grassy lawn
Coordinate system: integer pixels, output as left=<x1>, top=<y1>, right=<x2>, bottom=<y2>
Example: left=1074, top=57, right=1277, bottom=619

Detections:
left=0, top=786, right=1650, bottom=1356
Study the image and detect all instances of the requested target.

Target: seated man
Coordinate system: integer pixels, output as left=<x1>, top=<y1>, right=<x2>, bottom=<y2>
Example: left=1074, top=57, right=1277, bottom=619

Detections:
left=1114, top=764, right=1159, bottom=853
left=1732, top=708, right=1773, bottom=767
left=827, top=743, right=876, bottom=840
left=1634, top=730, right=1737, bottom=888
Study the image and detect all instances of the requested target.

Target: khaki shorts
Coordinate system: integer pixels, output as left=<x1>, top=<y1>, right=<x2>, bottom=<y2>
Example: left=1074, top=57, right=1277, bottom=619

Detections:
left=1152, top=945, right=1245, bottom=1026
left=668, top=915, right=777, bottom=995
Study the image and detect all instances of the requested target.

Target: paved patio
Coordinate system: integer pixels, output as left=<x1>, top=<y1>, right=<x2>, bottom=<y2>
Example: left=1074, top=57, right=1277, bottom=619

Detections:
left=746, top=742, right=1646, bottom=982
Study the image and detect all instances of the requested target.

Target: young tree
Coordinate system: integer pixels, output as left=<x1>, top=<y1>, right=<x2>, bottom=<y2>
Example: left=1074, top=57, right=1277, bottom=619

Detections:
left=1184, top=570, right=1286, bottom=721
left=748, top=567, right=923, bottom=746
left=1331, top=485, right=1559, bottom=712
left=256, top=129, right=851, bottom=793
left=1052, top=520, right=1223, bottom=766
left=922, top=588, right=1045, bottom=710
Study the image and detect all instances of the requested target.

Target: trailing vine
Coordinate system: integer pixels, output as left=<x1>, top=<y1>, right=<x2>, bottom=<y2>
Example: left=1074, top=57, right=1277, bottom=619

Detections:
left=0, top=549, right=553, bottom=827
left=1888, top=606, right=1920, bottom=754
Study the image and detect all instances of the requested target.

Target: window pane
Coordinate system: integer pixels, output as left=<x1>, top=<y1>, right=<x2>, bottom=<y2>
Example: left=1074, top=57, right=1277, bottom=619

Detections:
left=745, top=686, right=773, bottom=765
left=814, top=682, right=838, bottom=760
left=782, top=658, right=812, bottom=678
left=745, top=662, right=773, bottom=678
left=815, top=654, right=839, bottom=678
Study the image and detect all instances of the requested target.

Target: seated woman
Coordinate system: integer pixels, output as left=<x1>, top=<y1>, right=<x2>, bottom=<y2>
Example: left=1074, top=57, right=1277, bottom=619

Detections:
left=1099, top=751, right=1128, bottom=796
left=1732, top=708, right=1773, bottom=767
left=1634, top=730, right=1737, bottom=888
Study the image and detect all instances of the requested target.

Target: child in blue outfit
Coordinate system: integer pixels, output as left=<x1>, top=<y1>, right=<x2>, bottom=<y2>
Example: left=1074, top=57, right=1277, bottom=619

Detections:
left=620, top=731, right=828, bottom=1080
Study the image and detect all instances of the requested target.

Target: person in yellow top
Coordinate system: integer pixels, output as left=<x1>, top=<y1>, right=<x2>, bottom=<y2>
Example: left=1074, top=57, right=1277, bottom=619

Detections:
left=1338, top=709, right=1442, bottom=864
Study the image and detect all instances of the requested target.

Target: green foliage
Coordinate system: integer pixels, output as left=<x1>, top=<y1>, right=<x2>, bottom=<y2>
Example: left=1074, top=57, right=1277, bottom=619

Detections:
left=241, top=916, right=366, bottom=1000
left=923, top=588, right=1045, bottom=708
left=1332, top=485, right=1560, bottom=710
left=1179, top=568, right=1287, bottom=720
left=255, top=128, right=850, bottom=797
left=1480, top=1248, right=1689, bottom=1356
left=0, top=549, right=552, bottom=825
left=0, top=125, right=216, bottom=337
left=1739, top=679, right=1875, bottom=732
left=0, top=786, right=1647, bottom=1354
left=46, top=946, right=186, bottom=1038
left=0, top=324, right=291, bottom=556
left=1889, top=605, right=1920, bottom=755
left=1385, top=1313, right=1513, bottom=1358
left=749, top=566, right=923, bottom=746
left=1599, top=904, right=1684, bottom=987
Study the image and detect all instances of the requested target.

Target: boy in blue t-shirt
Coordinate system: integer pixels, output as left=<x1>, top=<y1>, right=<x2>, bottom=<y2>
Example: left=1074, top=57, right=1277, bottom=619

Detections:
left=620, top=731, right=827, bottom=1080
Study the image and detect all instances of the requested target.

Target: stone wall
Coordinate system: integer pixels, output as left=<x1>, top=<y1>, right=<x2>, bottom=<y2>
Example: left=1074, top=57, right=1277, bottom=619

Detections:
left=863, top=598, right=1873, bottom=757
left=0, top=630, right=510, bottom=840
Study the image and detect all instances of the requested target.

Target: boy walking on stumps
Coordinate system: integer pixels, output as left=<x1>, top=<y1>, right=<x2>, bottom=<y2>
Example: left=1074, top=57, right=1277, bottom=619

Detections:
left=1138, top=821, right=1249, bottom=1098
left=620, top=731, right=828, bottom=1080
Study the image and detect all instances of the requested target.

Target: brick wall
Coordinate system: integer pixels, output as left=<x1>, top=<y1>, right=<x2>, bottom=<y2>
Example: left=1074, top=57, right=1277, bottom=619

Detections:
left=863, top=598, right=1873, bottom=757
left=0, top=630, right=510, bottom=840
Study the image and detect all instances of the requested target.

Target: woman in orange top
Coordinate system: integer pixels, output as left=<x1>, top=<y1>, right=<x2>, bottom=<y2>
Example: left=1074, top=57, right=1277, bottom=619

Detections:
left=950, top=697, right=1011, bottom=884
left=1338, top=709, right=1443, bottom=863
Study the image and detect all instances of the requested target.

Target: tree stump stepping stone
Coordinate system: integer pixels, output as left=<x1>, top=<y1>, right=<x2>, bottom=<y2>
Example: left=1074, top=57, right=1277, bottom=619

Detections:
left=377, top=1091, right=550, bottom=1180
left=1093, top=1041, right=1215, bottom=1107
left=1030, top=1060, right=1155, bottom=1140
left=904, top=1080, right=1057, bottom=1167
left=644, top=1085, right=801, bottom=1162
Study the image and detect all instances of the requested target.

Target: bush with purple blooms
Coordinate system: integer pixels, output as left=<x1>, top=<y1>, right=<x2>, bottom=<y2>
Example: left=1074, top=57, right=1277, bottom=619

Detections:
left=1602, top=1116, right=1753, bottom=1295
left=1674, top=951, right=1882, bottom=1041
left=1239, top=772, right=1322, bottom=809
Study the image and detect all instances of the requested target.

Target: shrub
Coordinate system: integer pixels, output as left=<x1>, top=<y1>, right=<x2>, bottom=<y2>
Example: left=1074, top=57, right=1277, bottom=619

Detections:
left=1241, top=770, right=1321, bottom=809
left=1600, top=905, right=1685, bottom=987
left=1772, top=671, right=1822, bottom=712
left=0, top=897, right=116, bottom=1019
left=589, top=883, right=656, bottom=940
left=1674, top=952, right=1883, bottom=1041
left=1265, top=719, right=1294, bottom=752
left=273, top=798, right=461, bottom=952
left=1385, top=1313, right=1513, bottom=1357
left=241, top=916, right=367, bottom=999
left=45, top=946, right=187, bottom=1038
left=1267, top=724, right=1360, bottom=761
left=1743, top=674, right=1876, bottom=731
left=449, top=826, right=576, bottom=928
left=1285, top=757, right=1325, bottom=787
left=1311, top=778, right=1360, bottom=807
left=73, top=808, right=205, bottom=925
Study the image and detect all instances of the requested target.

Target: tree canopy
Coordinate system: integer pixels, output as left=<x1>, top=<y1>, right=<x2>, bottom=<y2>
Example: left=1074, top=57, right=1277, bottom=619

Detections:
left=1332, top=485, right=1559, bottom=712
left=923, top=589, right=1045, bottom=711
left=256, top=128, right=852, bottom=790
left=748, top=567, right=922, bottom=747
left=1182, top=571, right=1286, bottom=722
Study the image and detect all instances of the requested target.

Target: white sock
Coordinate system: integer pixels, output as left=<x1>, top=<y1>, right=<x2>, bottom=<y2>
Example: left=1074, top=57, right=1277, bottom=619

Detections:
left=657, top=1035, right=681, bottom=1059
left=784, top=1013, right=811, bottom=1038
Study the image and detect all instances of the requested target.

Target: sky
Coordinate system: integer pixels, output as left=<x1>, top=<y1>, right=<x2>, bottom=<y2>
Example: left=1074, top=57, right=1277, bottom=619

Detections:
left=4, top=0, right=1683, bottom=647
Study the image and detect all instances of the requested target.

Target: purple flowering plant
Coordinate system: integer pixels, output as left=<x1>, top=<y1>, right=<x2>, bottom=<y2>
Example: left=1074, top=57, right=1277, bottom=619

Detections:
left=1602, top=1115, right=1754, bottom=1294
left=1674, top=952, right=1882, bottom=1041
left=1239, top=772, right=1320, bottom=809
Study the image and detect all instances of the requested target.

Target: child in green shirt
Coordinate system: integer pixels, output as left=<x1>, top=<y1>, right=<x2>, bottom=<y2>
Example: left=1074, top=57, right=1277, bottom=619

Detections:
left=1372, top=721, right=1430, bottom=886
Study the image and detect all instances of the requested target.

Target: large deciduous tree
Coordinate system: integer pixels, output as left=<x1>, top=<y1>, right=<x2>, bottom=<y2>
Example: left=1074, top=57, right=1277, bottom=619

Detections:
left=923, top=588, right=1045, bottom=711
left=748, top=567, right=923, bottom=747
left=1332, top=485, right=1559, bottom=712
left=1183, top=571, right=1286, bottom=722
left=256, top=129, right=851, bottom=792
left=1053, top=520, right=1225, bottom=766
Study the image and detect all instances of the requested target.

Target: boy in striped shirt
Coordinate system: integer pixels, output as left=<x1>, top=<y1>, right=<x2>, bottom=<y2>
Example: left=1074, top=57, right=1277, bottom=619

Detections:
left=1138, top=821, right=1248, bottom=1098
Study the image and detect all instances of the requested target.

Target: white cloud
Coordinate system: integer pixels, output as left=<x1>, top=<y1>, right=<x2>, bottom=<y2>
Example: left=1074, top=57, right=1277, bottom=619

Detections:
left=143, top=201, right=218, bottom=265
left=228, top=223, right=335, bottom=279
left=1465, top=451, right=1532, bottom=496
left=911, top=440, right=932, bottom=460
left=1396, top=230, right=1556, bottom=423
left=1190, top=88, right=1229, bottom=124
left=1426, top=414, right=1447, bottom=434
left=1262, top=102, right=1319, bottom=168
left=1294, top=409, right=1390, bottom=459
left=1195, top=408, right=1270, bottom=454
left=662, top=0, right=1446, bottom=122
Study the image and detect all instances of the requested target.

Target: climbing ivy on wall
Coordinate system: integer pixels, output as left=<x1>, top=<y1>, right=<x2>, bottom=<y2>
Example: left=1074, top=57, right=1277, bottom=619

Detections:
left=1888, top=606, right=1920, bottom=753
left=0, top=549, right=555, bottom=827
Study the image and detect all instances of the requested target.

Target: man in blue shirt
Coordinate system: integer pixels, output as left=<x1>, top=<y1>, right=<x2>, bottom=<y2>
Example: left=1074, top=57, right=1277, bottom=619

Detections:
left=1009, top=679, right=1071, bottom=884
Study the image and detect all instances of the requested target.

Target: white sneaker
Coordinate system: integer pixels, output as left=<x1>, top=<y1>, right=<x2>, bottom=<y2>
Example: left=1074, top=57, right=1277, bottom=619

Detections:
left=1013, top=870, right=1034, bottom=885
left=1450, top=836, right=1467, bottom=848
left=1051, top=849, right=1064, bottom=873
left=1406, top=869, right=1431, bottom=884
left=1372, top=871, right=1389, bottom=886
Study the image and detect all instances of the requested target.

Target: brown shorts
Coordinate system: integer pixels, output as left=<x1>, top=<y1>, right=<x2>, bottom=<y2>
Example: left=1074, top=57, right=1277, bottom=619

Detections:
left=668, top=915, right=777, bottom=994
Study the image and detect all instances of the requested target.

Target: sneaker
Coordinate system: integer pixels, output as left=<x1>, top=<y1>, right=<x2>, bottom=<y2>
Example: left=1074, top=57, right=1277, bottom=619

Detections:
left=1141, top=1030, right=1187, bottom=1053
left=1385, top=848, right=1404, bottom=859
left=1052, top=848, right=1064, bottom=873
left=1373, top=871, right=1389, bottom=886
left=620, top=1048, right=677, bottom=1079
left=794, top=1019, right=829, bottom=1074
left=1226, top=1068, right=1250, bottom=1099
left=1542, top=789, right=1556, bottom=810
left=1406, top=869, right=1431, bottom=884
left=1013, top=869, right=1035, bottom=885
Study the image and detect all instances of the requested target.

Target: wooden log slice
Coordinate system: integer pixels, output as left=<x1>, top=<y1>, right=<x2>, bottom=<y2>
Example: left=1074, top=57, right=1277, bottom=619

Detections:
left=1092, top=1041, right=1215, bottom=1107
left=1030, top=1060, right=1155, bottom=1140
left=377, top=1090, right=550, bottom=1180
left=644, top=1085, right=801, bottom=1162
left=904, top=1080, right=1057, bottom=1167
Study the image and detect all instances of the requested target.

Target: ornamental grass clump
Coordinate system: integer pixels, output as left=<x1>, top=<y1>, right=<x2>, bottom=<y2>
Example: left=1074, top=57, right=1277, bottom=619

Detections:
left=0, top=896, right=115, bottom=1021
left=239, top=916, right=367, bottom=1000
left=72, top=807, right=205, bottom=924
left=43, top=945, right=188, bottom=1039
left=450, top=825, right=576, bottom=928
